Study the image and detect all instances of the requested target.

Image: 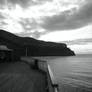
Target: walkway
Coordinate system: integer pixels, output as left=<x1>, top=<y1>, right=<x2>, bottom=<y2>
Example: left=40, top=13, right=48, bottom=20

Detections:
left=0, top=62, right=47, bottom=92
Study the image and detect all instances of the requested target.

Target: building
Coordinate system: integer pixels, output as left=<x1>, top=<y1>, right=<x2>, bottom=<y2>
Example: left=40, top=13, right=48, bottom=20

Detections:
left=0, top=45, right=13, bottom=62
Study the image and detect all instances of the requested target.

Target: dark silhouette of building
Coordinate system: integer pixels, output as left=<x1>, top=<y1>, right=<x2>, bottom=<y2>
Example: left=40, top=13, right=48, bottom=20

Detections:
left=0, top=45, right=13, bottom=62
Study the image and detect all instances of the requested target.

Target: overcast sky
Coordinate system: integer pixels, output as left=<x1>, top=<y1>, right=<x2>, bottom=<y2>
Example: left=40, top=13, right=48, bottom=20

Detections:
left=0, top=0, right=92, bottom=54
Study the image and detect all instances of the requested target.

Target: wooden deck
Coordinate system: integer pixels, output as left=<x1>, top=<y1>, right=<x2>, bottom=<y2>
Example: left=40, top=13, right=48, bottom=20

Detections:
left=0, top=62, right=47, bottom=92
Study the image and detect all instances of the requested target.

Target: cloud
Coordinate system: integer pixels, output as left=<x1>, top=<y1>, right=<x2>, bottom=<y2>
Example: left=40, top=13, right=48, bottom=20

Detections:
left=0, top=0, right=5, bottom=5
left=69, top=43, right=92, bottom=54
left=62, top=38, right=92, bottom=46
left=0, top=18, right=24, bottom=33
left=41, top=0, right=92, bottom=31
left=0, top=0, right=34, bottom=8
left=0, top=11, right=24, bottom=33
left=0, top=0, right=92, bottom=39
left=0, top=13, right=5, bottom=19
left=39, top=24, right=92, bottom=42
left=7, top=0, right=32, bottom=8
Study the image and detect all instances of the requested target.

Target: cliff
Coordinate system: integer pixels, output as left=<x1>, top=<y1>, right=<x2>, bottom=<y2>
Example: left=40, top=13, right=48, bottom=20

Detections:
left=0, top=29, right=75, bottom=57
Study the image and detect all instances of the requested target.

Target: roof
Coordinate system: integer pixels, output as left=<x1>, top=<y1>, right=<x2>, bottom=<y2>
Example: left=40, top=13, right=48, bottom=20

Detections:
left=0, top=45, right=12, bottom=51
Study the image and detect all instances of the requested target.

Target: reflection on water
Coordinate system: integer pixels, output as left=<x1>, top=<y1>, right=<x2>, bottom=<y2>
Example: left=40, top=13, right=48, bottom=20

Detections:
left=37, top=55, right=92, bottom=92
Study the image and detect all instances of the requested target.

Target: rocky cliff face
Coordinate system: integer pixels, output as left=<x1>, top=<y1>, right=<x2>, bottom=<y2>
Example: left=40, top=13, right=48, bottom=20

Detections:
left=0, top=29, right=75, bottom=56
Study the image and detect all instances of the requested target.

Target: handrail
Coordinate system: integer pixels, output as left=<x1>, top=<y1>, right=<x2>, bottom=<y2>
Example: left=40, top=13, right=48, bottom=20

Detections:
left=37, top=59, right=59, bottom=92
left=47, top=64, right=59, bottom=92
left=21, top=57, right=59, bottom=92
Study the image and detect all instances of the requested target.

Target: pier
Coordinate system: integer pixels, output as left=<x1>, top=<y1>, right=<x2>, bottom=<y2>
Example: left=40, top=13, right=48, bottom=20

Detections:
left=21, top=57, right=59, bottom=92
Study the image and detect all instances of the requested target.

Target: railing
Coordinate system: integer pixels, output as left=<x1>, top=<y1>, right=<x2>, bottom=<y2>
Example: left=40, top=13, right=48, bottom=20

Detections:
left=37, top=59, right=59, bottom=92
left=47, top=64, right=59, bottom=92
left=21, top=57, right=59, bottom=92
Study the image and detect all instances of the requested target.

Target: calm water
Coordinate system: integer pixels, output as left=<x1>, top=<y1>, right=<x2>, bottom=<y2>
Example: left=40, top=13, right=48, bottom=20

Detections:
left=36, top=55, right=92, bottom=92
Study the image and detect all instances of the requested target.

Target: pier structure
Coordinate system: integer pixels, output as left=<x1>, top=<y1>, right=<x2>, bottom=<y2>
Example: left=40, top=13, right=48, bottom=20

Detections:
left=21, top=56, right=59, bottom=92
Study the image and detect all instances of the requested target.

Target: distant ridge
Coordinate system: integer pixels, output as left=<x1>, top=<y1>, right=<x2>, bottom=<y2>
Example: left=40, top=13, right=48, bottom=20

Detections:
left=0, top=29, right=75, bottom=56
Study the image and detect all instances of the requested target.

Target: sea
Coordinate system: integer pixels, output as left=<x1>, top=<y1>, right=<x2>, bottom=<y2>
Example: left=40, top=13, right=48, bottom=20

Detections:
left=34, top=54, right=92, bottom=92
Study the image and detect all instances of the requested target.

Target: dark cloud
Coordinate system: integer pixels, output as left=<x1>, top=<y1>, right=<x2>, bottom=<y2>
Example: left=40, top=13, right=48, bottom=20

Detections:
left=0, top=0, right=31, bottom=8
left=0, top=13, right=5, bottom=19
left=41, top=1, right=92, bottom=31
left=19, top=18, right=32, bottom=31
left=0, top=0, right=5, bottom=5
left=19, top=18, right=38, bottom=32
left=32, top=0, right=52, bottom=5
left=7, top=0, right=32, bottom=8
left=16, top=30, right=46, bottom=39
left=0, top=13, right=8, bottom=26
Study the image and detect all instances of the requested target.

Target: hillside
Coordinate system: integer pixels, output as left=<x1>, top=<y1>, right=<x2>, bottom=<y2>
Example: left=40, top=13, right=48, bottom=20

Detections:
left=0, top=29, right=75, bottom=56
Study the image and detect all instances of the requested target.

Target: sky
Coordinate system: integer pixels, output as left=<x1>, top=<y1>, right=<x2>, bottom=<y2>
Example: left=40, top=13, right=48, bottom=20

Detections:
left=0, top=0, right=92, bottom=54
